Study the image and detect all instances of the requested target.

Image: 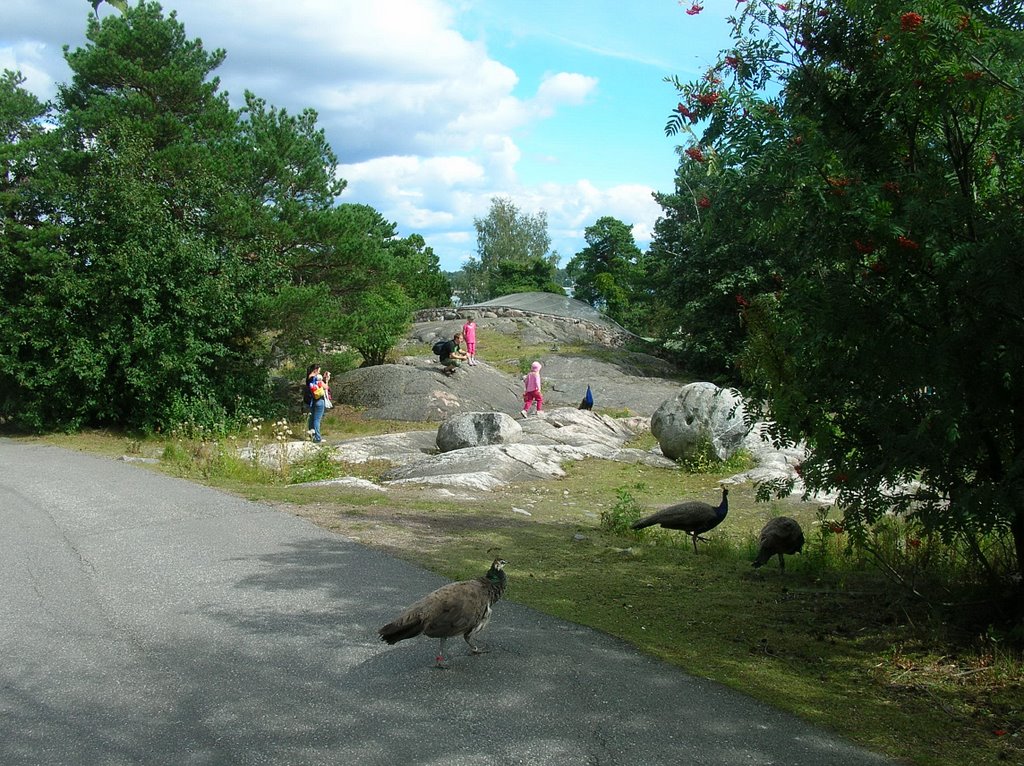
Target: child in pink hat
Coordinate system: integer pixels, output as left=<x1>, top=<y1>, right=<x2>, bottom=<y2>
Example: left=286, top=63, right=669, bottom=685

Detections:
left=521, top=361, right=543, bottom=417
left=462, top=316, right=478, bottom=366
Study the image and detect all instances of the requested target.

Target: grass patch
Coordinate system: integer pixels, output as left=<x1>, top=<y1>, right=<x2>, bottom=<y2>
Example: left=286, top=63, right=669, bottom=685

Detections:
left=467, top=327, right=590, bottom=375
left=39, top=420, right=1024, bottom=766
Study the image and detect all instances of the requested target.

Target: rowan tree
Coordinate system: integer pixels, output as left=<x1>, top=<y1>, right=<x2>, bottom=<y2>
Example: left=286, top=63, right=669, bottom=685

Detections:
left=665, top=0, right=1024, bottom=590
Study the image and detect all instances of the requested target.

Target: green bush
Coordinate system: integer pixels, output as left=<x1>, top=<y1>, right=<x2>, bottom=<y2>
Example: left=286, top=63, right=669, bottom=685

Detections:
left=677, top=432, right=752, bottom=474
left=289, top=446, right=340, bottom=485
left=600, top=485, right=646, bottom=533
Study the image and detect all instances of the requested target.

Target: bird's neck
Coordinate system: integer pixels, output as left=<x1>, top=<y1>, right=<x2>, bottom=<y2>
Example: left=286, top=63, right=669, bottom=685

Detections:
left=485, top=570, right=507, bottom=602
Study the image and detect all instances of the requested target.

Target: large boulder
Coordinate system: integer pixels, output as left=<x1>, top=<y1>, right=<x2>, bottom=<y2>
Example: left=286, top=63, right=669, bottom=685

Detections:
left=436, top=412, right=522, bottom=453
left=330, top=361, right=520, bottom=421
left=651, top=382, right=748, bottom=461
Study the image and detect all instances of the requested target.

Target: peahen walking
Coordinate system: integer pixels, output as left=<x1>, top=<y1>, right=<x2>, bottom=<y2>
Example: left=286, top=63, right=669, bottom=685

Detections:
left=378, top=559, right=508, bottom=668
left=752, top=516, right=805, bottom=572
left=631, top=487, right=729, bottom=552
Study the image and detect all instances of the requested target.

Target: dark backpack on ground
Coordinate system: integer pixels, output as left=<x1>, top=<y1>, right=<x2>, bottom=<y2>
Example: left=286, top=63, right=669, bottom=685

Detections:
left=432, top=339, right=450, bottom=357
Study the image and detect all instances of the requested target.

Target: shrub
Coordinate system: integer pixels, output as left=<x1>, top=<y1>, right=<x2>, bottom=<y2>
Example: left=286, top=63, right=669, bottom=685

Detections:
left=600, top=485, right=646, bottom=533
left=677, top=432, right=752, bottom=474
left=289, top=446, right=340, bottom=485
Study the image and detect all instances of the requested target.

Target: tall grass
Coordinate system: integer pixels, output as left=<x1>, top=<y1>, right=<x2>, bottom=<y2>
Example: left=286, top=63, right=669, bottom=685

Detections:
left=161, top=416, right=342, bottom=486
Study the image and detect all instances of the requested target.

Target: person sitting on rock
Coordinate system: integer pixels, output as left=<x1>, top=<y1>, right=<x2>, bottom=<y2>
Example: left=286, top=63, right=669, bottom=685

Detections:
left=438, top=332, right=468, bottom=376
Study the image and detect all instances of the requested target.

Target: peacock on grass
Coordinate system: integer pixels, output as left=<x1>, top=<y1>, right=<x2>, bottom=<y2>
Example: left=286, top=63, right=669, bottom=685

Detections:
left=631, top=486, right=729, bottom=553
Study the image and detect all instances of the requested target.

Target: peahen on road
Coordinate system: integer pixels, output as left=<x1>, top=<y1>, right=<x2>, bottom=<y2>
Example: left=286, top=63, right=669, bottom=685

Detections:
left=752, top=516, right=805, bottom=572
left=631, top=487, right=729, bottom=553
left=378, top=558, right=508, bottom=668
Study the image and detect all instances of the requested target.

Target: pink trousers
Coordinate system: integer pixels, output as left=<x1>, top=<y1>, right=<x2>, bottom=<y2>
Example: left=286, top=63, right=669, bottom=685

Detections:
left=523, top=390, right=543, bottom=411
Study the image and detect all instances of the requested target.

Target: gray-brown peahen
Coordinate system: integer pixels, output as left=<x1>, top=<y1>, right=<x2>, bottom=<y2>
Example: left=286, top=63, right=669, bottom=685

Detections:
left=752, top=516, right=805, bottom=572
left=631, top=487, right=729, bottom=552
left=378, top=559, right=508, bottom=668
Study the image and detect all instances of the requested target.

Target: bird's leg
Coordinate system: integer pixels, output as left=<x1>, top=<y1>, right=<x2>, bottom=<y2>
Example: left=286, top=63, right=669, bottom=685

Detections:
left=434, top=637, right=450, bottom=669
left=465, top=634, right=489, bottom=655
left=777, top=553, right=785, bottom=572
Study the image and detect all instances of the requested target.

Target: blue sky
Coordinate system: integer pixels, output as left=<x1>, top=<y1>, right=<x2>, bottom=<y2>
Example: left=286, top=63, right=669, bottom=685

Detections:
left=1, top=0, right=737, bottom=271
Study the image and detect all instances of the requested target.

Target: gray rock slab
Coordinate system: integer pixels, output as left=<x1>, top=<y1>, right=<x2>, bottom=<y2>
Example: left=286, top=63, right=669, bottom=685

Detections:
left=465, top=291, right=622, bottom=327
left=329, top=429, right=440, bottom=466
left=383, top=443, right=575, bottom=489
left=381, top=411, right=676, bottom=490
left=333, top=354, right=684, bottom=421
left=333, top=360, right=522, bottom=421
left=534, top=355, right=685, bottom=417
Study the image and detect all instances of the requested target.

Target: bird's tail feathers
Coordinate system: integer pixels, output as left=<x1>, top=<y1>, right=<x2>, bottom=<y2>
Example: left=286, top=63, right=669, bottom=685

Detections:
left=378, top=617, right=425, bottom=645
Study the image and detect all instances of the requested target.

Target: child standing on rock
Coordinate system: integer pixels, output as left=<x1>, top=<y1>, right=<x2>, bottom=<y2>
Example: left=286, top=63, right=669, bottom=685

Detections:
left=521, top=361, right=543, bottom=417
left=462, top=316, right=478, bottom=366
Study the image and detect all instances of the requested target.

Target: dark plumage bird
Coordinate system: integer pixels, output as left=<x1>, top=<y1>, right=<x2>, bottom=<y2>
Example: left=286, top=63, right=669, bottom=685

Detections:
left=752, top=516, right=805, bottom=572
left=631, top=487, right=729, bottom=552
left=378, top=559, right=507, bottom=668
left=579, top=384, right=594, bottom=410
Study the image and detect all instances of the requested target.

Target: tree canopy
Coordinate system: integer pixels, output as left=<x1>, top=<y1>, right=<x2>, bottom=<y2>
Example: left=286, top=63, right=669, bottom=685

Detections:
left=0, top=2, right=448, bottom=432
left=459, top=196, right=561, bottom=301
left=662, top=0, right=1024, bottom=586
left=566, top=216, right=646, bottom=332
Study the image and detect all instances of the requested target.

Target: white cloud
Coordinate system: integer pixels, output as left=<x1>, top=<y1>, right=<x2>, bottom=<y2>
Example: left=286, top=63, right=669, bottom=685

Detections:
left=533, top=72, right=598, bottom=114
left=0, top=42, right=60, bottom=100
left=532, top=180, right=662, bottom=261
left=0, top=0, right=674, bottom=273
left=340, top=148, right=661, bottom=269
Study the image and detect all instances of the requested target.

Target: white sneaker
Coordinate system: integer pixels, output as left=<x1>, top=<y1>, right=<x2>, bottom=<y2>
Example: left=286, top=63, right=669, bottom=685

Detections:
left=520, top=410, right=529, bottom=418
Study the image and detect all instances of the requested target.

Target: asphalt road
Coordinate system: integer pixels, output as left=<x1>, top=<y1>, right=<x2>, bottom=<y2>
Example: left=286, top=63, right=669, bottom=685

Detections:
left=0, top=439, right=894, bottom=765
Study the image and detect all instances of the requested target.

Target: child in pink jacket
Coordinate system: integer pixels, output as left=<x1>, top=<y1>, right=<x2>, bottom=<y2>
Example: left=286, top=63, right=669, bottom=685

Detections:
left=462, top=317, right=478, bottom=366
left=521, top=361, right=543, bottom=417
